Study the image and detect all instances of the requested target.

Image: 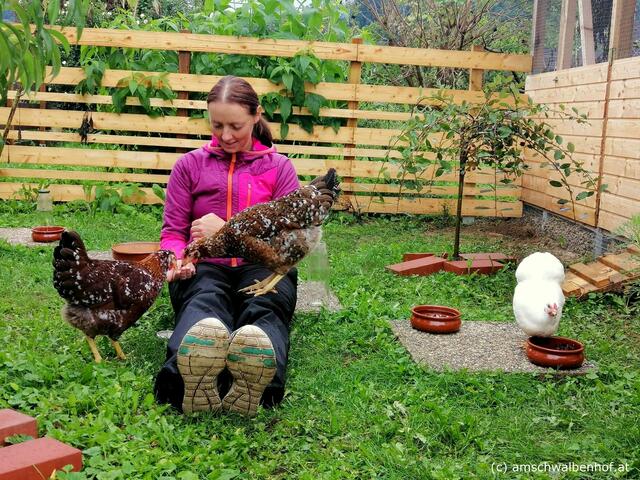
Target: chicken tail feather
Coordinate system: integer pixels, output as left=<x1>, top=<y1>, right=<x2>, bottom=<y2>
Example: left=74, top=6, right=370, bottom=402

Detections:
left=54, top=230, right=90, bottom=265
left=310, top=168, right=340, bottom=198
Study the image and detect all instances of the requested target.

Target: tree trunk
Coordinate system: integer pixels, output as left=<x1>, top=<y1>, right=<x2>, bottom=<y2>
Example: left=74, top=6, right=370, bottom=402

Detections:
left=453, top=149, right=468, bottom=260
left=0, top=89, right=23, bottom=159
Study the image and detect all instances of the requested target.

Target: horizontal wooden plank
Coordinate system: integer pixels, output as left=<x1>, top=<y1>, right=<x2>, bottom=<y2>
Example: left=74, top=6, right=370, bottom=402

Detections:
left=1, top=106, right=360, bottom=144
left=45, top=67, right=359, bottom=101
left=604, top=119, right=640, bottom=139
left=541, top=118, right=604, bottom=137
left=521, top=175, right=597, bottom=207
left=604, top=138, right=640, bottom=161
left=569, top=262, right=615, bottom=287
left=528, top=101, right=606, bottom=119
left=598, top=251, right=640, bottom=276
left=608, top=77, right=640, bottom=100
left=602, top=155, right=640, bottom=179
left=524, top=134, right=603, bottom=155
left=357, top=44, right=531, bottom=72
left=599, top=192, right=640, bottom=218
left=522, top=192, right=595, bottom=228
left=0, top=145, right=178, bottom=169
left=50, top=27, right=531, bottom=71
left=520, top=188, right=547, bottom=208
left=0, top=167, right=518, bottom=197
left=610, top=56, right=640, bottom=81
left=0, top=181, right=521, bottom=216
left=57, top=27, right=359, bottom=61
left=597, top=210, right=634, bottom=232
left=1, top=146, right=518, bottom=187
left=526, top=83, right=607, bottom=104
left=4, top=130, right=407, bottom=159
left=601, top=174, right=640, bottom=201
left=607, top=99, right=640, bottom=119
left=13, top=90, right=416, bottom=121
left=0, top=168, right=170, bottom=184
left=562, top=271, right=600, bottom=297
left=343, top=194, right=522, bottom=216
left=43, top=67, right=513, bottom=106
left=525, top=63, right=608, bottom=90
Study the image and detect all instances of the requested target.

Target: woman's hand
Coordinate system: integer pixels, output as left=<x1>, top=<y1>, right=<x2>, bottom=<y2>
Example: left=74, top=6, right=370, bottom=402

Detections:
left=190, top=213, right=225, bottom=240
left=166, top=259, right=196, bottom=282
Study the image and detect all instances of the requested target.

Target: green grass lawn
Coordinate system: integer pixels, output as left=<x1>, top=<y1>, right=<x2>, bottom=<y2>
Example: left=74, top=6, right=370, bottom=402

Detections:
left=0, top=202, right=638, bottom=479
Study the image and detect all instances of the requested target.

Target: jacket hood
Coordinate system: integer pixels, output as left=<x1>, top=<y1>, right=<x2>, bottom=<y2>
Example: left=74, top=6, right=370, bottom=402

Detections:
left=203, top=136, right=276, bottom=162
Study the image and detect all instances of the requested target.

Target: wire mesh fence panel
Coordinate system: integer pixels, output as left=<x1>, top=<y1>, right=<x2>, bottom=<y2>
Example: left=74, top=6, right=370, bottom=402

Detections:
left=532, top=0, right=638, bottom=73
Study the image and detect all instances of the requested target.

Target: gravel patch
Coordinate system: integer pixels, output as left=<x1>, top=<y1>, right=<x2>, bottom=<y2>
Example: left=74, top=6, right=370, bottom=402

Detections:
left=0, top=227, right=53, bottom=247
left=390, top=319, right=595, bottom=374
left=296, top=280, right=341, bottom=313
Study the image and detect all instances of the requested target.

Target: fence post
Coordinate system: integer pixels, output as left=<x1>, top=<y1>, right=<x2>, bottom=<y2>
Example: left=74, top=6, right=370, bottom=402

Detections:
left=342, top=37, right=362, bottom=210
left=464, top=44, right=484, bottom=220
left=176, top=30, right=191, bottom=154
left=531, top=0, right=548, bottom=74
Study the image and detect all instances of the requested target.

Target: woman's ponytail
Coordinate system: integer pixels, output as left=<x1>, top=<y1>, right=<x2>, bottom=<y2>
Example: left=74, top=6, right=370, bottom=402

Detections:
left=253, top=117, right=273, bottom=147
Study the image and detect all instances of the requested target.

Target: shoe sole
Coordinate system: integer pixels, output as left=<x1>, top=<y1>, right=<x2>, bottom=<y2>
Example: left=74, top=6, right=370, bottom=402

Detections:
left=223, top=325, right=277, bottom=417
left=177, top=317, right=229, bottom=414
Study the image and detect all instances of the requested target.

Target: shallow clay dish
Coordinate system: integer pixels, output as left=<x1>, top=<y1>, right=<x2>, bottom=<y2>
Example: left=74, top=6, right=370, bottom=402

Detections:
left=31, top=226, right=65, bottom=243
left=111, top=241, right=160, bottom=262
left=526, top=336, right=585, bottom=369
left=410, top=305, right=462, bottom=334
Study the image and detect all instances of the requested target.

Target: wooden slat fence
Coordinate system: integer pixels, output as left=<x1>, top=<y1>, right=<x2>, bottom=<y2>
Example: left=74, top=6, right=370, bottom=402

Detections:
left=524, top=56, right=640, bottom=232
left=0, top=27, right=531, bottom=216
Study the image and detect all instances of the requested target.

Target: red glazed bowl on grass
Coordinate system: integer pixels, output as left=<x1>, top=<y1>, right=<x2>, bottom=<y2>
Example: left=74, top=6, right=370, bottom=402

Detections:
left=526, top=336, right=585, bottom=369
left=112, top=241, right=160, bottom=262
left=410, top=305, right=462, bottom=334
left=31, top=226, right=65, bottom=243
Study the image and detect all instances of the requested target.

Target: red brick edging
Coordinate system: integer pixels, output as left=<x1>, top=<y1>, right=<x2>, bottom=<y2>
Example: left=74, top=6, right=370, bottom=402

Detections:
left=0, top=409, right=82, bottom=480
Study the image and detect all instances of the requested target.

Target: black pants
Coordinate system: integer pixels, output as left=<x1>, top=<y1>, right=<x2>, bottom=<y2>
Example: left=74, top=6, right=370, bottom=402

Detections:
left=154, top=263, right=297, bottom=411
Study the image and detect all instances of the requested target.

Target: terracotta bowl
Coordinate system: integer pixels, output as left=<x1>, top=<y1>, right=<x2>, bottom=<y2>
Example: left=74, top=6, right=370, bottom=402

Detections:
left=410, top=305, right=461, bottom=334
left=31, top=226, right=65, bottom=243
left=111, top=241, right=160, bottom=262
left=526, top=336, right=585, bottom=369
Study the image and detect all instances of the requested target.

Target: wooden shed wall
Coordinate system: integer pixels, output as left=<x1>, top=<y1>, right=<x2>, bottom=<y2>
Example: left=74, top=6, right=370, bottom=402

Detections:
left=524, top=56, right=640, bottom=233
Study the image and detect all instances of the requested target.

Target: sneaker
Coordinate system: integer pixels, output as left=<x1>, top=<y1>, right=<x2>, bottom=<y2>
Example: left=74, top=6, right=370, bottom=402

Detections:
left=177, top=317, right=229, bottom=414
left=223, top=325, right=277, bottom=417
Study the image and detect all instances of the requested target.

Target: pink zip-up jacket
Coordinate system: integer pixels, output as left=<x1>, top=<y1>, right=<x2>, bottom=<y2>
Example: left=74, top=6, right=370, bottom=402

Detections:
left=160, top=137, right=300, bottom=266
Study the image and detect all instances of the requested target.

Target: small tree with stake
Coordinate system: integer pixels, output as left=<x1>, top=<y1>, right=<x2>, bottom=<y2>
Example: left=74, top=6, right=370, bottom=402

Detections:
left=388, top=81, right=602, bottom=259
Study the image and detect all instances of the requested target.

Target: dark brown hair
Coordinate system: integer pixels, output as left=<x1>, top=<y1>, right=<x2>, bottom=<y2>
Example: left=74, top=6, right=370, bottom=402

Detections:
left=207, top=76, right=273, bottom=147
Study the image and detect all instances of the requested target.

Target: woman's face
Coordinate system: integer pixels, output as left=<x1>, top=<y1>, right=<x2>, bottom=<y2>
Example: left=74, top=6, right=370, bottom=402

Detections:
left=208, top=101, right=260, bottom=153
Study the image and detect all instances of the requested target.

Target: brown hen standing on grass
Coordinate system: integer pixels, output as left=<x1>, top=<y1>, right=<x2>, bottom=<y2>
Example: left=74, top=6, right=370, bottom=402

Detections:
left=53, top=230, right=176, bottom=363
left=183, top=168, right=340, bottom=296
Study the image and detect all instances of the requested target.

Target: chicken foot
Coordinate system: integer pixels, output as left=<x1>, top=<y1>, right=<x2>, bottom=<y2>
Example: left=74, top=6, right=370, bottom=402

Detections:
left=111, top=339, right=127, bottom=360
left=86, top=336, right=103, bottom=363
left=239, top=273, right=284, bottom=296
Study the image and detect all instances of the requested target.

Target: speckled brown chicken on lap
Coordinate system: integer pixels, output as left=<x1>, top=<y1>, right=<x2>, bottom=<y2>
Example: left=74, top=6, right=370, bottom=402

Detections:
left=183, top=168, right=340, bottom=296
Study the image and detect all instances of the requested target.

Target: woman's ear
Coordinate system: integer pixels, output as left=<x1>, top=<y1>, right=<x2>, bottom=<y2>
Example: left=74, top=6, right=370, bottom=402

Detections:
left=255, top=105, right=263, bottom=124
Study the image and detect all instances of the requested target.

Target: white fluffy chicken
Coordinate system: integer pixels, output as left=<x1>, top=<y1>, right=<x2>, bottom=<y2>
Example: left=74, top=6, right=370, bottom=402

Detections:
left=513, top=252, right=566, bottom=337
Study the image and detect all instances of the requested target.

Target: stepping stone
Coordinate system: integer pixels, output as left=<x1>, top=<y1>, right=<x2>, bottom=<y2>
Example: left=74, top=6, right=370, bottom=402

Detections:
left=385, top=256, right=447, bottom=276
left=0, top=409, right=37, bottom=445
left=459, top=252, right=516, bottom=263
left=443, top=259, right=505, bottom=275
left=0, top=437, right=82, bottom=480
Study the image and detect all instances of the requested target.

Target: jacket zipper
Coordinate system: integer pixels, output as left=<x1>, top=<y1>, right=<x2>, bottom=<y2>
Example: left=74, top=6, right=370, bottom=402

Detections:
left=246, top=182, right=252, bottom=209
left=227, top=153, right=238, bottom=267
